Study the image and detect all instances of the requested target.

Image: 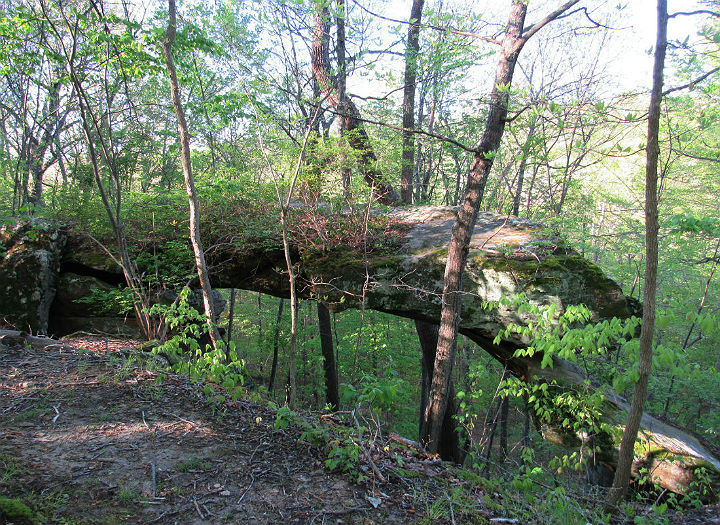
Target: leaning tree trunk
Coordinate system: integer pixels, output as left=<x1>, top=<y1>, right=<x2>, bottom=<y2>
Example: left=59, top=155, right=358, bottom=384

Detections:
left=163, top=0, right=223, bottom=351
left=415, top=320, right=466, bottom=463
left=422, top=0, right=580, bottom=454
left=607, top=0, right=666, bottom=508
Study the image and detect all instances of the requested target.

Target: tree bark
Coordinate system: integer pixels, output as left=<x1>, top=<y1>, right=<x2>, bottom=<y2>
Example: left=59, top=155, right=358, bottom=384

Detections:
left=401, top=0, right=425, bottom=204
left=163, top=0, right=223, bottom=351
left=607, top=0, right=666, bottom=508
left=422, top=0, right=580, bottom=454
left=269, top=298, right=284, bottom=391
left=317, top=302, right=339, bottom=409
left=335, top=0, right=352, bottom=198
left=421, top=0, right=528, bottom=453
left=415, top=319, right=466, bottom=463
left=311, top=0, right=399, bottom=205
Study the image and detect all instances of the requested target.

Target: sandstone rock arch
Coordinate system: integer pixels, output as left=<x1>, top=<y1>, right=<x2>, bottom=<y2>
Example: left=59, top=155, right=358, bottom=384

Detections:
left=2, top=208, right=718, bottom=499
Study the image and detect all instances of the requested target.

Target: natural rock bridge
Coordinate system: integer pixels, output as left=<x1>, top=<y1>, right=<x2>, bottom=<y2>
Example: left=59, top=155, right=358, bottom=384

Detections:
left=1, top=207, right=718, bottom=500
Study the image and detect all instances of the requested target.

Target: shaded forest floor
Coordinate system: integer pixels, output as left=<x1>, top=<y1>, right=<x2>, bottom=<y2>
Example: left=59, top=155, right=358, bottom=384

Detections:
left=1, top=332, right=718, bottom=524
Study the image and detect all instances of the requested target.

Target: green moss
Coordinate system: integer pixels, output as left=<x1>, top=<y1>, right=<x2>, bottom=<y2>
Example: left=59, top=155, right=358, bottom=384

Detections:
left=0, top=496, right=35, bottom=524
left=301, top=246, right=366, bottom=283
left=371, top=254, right=405, bottom=269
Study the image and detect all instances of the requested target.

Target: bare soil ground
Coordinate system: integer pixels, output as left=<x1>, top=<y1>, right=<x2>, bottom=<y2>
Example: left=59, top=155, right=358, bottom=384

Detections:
left=1, top=332, right=718, bottom=525
left=0, top=333, right=487, bottom=525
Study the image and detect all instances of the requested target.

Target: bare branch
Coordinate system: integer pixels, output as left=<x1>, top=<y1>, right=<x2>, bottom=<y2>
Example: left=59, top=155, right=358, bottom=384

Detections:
left=668, top=10, right=720, bottom=19
left=662, top=66, right=720, bottom=95
left=348, top=0, right=502, bottom=45
left=522, top=0, right=581, bottom=42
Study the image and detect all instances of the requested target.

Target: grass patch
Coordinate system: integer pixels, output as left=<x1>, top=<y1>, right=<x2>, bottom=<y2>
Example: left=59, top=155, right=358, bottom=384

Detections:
left=116, top=486, right=140, bottom=504
left=175, top=456, right=210, bottom=472
left=13, top=407, right=51, bottom=423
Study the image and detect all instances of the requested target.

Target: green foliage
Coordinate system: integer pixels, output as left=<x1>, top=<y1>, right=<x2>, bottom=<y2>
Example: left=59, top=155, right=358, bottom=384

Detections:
left=0, top=496, right=34, bottom=524
left=273, top=405, right=300, bottom=430
left=341, top=373, right=407, bottom=415
left=495, top=296, right=641, bottom=389
left=74, top=286, right=135, bottom=316
left=324, top=441, right=361, bottom=475
left=148, top=288, right=244, bottom=398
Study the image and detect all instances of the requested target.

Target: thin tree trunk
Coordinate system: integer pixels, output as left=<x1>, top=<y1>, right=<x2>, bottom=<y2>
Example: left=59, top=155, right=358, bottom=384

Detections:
left=421, top=0, right=579, bottom=455
left=226, top=288, right=236, bottom=344
left=401, top=0, right=424, bottom=204
left=269, top=298, right=284, bottom=392
left=498, top=396, right=509, bottom=460
left=521, top=397, right=531, bottom=463
left=163, top=0, right=222, bottom=352
left=512, top=117, right=537, bottom=216
left=249, top=92, right=319, bottom=409
left=607, top=0, right=666, bottom=508
left=317, top=302, right=339, bottom=409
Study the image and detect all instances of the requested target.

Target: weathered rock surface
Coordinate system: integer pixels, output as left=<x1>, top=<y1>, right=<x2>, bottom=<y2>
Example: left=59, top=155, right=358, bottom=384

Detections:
left=0, top=218, right=67, bottom=334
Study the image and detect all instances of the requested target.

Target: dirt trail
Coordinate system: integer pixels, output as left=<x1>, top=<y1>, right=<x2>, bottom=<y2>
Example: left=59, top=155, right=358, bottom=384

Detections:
left=0, top=333, right=469, bottom=524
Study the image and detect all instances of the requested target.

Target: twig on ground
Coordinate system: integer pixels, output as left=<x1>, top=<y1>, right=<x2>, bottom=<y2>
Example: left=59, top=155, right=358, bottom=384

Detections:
left=237, top=472, right=255, bottom=504
left=351, top=409, right=386, bottom=483
left=193, top=497, right=205, bottom=519
left=389, top=432, right=428, bottom=456
left=162, top=410, right=196, bottom=426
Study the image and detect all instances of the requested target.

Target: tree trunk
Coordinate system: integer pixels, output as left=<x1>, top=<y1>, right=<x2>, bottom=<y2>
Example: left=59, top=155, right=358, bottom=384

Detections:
left=422, top=0, right=529, bottom=454
left=401, top=0, right=425, bottom=204
left=512, top=117, right=537, bottom=216
left=311, top=1, right=399, bottom=205
left=415, top=320, right=465, bottom=463
left=317, top=302, right=339, bottom=409
left=498, top=395, right=509, bottom=460
left=163, top=0, right=223, bottom=352
left=421, top=0, right=579, bottom=455
left=335, top=0, right=352, bottom=199
left=269, top=298, right=284, bottom=392
left=607, top=0, right=666, bottom=508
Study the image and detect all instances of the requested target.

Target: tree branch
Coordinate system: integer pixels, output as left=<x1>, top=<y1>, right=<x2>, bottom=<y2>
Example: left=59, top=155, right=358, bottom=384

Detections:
left=522, top=0, right=581, bottom=41
left=668, top=10, right=720, bottom=19
left=662, top=66, right=720, bottom=95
